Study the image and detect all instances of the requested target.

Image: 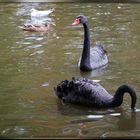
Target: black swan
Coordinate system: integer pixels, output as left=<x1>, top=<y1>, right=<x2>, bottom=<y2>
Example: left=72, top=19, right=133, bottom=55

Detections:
left=54, top=77, right=137, bottom=110
left=72, top=15, right=108, bottom=71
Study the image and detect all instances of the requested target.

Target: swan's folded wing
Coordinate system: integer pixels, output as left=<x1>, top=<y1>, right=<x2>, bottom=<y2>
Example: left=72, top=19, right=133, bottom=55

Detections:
left=90, top=45, right=108, bottom=69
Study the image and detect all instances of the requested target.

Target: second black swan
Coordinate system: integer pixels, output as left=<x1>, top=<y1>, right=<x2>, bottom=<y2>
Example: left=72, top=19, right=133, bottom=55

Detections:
left=72, top=15, right=108, bottom=71
left=54, top=77, right=137, bottom=110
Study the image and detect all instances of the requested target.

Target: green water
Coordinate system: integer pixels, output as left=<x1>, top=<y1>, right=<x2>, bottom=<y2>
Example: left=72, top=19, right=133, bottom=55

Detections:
left=0, top=2, right=140, bottom=138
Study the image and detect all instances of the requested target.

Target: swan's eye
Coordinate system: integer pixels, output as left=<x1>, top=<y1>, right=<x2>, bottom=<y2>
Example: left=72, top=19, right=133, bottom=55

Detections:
left=72, top=18, right=81, bottom=25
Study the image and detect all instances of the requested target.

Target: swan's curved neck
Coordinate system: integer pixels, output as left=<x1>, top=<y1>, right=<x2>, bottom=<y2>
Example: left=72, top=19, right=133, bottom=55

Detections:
left=83, top=23, right=90, bottom=49
left=112, top=85, right=137, bottom=109
left=80, top=22, right=92, bottom=71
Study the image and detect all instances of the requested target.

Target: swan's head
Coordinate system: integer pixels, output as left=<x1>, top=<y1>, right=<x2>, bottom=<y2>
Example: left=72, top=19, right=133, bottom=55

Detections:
left=72, top=15, right=88, bottom=25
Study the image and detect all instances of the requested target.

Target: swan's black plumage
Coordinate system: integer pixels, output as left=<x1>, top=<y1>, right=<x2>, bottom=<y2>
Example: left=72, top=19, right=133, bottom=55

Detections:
left=54, top=77, right=137, bottom=109
left=72, top=15, right=108, bottom=71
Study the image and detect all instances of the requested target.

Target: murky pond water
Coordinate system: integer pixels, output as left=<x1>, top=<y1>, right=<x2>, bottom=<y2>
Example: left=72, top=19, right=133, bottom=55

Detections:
left=0, top=2, right=140, bottom=138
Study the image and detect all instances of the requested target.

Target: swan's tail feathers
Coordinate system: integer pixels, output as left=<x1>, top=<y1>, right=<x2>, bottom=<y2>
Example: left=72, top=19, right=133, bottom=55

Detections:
left=54, top=80, right=69, bottom=100
left=54, top=77, right=78, bottom=99
left=95, top=44, right=107, bottom=54
left=54, top=77, right=99, bottom=100
left=54, top=77, right=102, bottom=106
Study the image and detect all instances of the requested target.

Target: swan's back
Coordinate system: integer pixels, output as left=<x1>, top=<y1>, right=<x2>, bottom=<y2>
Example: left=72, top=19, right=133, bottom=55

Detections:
left=90, top=45, right=108, bottom=69
left=54, top=77, right=113, bottom=107
left=30, top=8, right=53, bottom=18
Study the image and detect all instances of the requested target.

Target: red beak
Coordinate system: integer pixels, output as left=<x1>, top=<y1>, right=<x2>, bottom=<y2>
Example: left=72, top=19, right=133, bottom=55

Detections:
left=72, top=18, right=80, bottom=25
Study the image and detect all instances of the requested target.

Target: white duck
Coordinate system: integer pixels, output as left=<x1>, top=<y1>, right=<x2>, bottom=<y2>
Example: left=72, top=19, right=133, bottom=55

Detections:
left=30, top=8, right=53, bottom=18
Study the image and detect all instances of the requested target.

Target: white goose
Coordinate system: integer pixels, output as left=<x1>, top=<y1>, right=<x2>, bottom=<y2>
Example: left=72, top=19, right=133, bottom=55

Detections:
left=30, top=8, right=54, bottom=18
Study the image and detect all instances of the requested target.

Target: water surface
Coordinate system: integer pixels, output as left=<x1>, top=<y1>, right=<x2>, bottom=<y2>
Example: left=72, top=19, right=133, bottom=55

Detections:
left=0, top=2, right=140, bottom=138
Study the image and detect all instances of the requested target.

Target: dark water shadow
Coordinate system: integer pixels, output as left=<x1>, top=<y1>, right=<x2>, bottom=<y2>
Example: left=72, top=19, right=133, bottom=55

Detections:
left=56, top=99, right=122, bottom=116
left=56, top=99, right=137, bottom=128
left=117, top=112, right=137, bottom=131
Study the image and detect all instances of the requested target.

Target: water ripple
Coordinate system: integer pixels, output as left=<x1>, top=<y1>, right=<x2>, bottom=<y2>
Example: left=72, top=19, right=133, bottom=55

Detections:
left=41, top=82, right=49, bottom=87
left=87, top=115, right=104, bottom=119
left=26, top=44, right=43, bottom=49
